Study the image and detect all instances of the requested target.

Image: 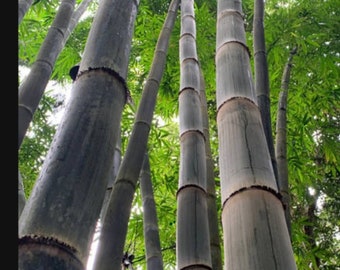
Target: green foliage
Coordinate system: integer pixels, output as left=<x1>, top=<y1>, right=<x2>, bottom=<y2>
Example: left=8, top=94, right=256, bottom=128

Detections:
left=18, top=11, right=50, bottom=65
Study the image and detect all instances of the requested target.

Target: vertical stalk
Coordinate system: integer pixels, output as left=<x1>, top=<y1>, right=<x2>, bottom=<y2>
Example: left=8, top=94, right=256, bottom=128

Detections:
left=177, top=0, right=212, bottom=269
left=19, top=0, right=138, bottom=268
left=199, top=69, right=223, bottom=270
left=92, top=1, right=179, bottom=269
left=275, top=47, right=297, bottom=237
left=18, top=0, right=94, bottom=149
left=140, top=152, right=164, bottom=270
left=253, top=0, right=278, bottom=181
left=216, top=0, right=297, bottom=268
left=19, top=0, right=76, bottom=149
left=18, top=0, right=34, bottom=24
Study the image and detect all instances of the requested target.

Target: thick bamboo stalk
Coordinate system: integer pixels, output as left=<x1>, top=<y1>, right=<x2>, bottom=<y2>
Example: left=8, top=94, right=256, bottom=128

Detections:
left=92, top=1, right=179, bottom=269
left=177, top=0, right=212, bottom=269
left=216, top=1, right=297, bottom=269
left=222, top=189, right=297, bottom=269
left=18, top=0, right=138, bottom=268
left=217, top=100, right=278, bottom=200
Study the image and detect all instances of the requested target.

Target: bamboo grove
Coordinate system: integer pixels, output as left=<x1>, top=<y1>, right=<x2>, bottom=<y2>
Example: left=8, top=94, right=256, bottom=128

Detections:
left=18, top=0, right=340, bottom=269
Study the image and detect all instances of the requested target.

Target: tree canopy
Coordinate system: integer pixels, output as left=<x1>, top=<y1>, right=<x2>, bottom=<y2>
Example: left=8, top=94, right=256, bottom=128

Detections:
left=18, top=0, right=339, bottom=269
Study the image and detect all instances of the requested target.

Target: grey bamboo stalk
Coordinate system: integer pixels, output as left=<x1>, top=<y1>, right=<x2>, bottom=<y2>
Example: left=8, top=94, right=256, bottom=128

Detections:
left=100, top=128, right=122, bottom=219
left=18, top=0, right=92, bottom=216
left=176, top=0, right=212, bottom=269
left=253, top=0, right=278, bottom=181
left=18, top=171, right=26, bottom=218
left=18, top=0, right=34, bottom=24
left=88, top=131, right=122, bottom=268
left=216, top=0, right=297, bottom=269
left=18, top=0, right=93, bottom=149
left=91, top=1, right=179, bottom=269
left=66, top=0, right=94, bottom=39
left=199, top=68, right=223, bottom=270
left=140, top=152, right=164, bottom=270
left=275, top=47, right=297, bottom=238
left=18, top=0, right=138, bottom=268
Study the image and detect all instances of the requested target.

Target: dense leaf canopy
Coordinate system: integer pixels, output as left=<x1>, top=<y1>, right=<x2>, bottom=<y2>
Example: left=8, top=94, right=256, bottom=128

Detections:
left=19, top=0, right=339, bottom=269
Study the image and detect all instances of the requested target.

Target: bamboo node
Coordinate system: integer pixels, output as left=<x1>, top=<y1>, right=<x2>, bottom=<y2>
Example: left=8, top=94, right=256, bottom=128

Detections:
left=223, top=185, right=283, bottom=207
left=19, top=234, right=77, bottom=253
left=77, top=66, right=133, bottom=105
